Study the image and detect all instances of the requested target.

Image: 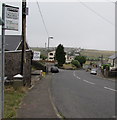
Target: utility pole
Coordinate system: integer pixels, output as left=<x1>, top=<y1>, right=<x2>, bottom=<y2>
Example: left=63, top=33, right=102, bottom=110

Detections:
left=21, top=0, right=26, bottom=76
left=101, top=55, right=103, bottom=65
left=45, top=42, right=46, bottom=49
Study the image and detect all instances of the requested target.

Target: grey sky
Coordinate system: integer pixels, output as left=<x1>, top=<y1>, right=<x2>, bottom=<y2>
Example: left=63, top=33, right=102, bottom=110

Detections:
left=0, top=1, right=115, bottom=50
left=26, top=2, right=115, bottom=50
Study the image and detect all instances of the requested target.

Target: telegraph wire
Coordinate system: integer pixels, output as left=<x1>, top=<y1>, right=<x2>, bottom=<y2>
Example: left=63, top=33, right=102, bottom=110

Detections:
left=36, top=1, right=49, bottom=37
left=106, top=0, right=116, bottom=4
left=79, top=1, right=114, bottom=26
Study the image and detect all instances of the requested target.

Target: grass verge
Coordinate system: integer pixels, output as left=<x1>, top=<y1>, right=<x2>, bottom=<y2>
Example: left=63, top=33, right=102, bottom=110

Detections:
left=4, top=86, right=27, bottom=118
left=62, top=64, right=77, bottom=70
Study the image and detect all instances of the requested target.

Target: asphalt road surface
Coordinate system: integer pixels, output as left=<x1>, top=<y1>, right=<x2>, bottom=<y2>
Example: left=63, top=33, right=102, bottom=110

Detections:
left=50, top=69, right=116, bottom=118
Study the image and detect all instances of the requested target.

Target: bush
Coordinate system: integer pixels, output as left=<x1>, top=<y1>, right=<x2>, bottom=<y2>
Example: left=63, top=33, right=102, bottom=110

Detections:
left=75, top=56, right=86, bottom=67
left=32, top=61, right=46, bottom=72
left=102, top=64, right=111, bottom=70
left=71, top=60, right=81, bottom=68
left=40, top=54, right=47, bottom=60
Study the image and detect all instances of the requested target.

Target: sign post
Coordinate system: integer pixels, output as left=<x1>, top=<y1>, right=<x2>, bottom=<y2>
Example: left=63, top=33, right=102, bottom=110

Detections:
left=0, top=3, right=19, bottom=119
left=0, top=4, right=5, bottom=119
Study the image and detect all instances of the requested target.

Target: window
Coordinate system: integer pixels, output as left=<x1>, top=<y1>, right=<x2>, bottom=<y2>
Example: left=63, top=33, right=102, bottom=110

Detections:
left=50, top=53, right=53, bottom=56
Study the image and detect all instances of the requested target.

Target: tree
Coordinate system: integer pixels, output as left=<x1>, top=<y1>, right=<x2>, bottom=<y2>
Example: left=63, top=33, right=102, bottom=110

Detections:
left=55, top=44, right=66, bottom=66
left=75, top=56, right=86, bottom=67
left=71, top=60, right=81, bottom=68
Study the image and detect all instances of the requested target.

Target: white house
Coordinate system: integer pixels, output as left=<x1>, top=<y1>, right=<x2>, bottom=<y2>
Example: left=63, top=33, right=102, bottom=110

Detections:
left=48, top=51, right=55, bottom=61
left=65, top=55, right=74, bottom=63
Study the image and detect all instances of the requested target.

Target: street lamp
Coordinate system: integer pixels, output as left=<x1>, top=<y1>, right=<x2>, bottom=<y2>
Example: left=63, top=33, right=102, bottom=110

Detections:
left=46, top=36, right=53, bottom=73
left=48, top=36, right=53, bottom=50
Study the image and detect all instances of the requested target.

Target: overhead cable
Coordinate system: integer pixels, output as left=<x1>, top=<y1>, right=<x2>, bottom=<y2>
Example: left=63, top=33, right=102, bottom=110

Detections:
left=79, top=1, right=114, bottom=26
left=36, top=1, right=49, bottom=37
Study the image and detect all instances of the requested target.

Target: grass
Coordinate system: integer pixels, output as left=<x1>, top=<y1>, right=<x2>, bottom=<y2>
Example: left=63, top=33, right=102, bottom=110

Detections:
left=4, top=85, right=27, bottom=118
left=62, top=64, right=76, bottom=70
left=80, top=49, right=114, bottom=59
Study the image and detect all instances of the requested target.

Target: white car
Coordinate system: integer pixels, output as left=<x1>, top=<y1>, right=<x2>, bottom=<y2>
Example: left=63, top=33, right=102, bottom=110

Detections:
left=90, top=69, right=97, bottom=75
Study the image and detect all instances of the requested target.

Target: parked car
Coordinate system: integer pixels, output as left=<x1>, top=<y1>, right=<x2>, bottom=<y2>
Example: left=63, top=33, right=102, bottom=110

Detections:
left=51, top=66, right=59, bottom=73
left=90, top=69, right=97, bottom=75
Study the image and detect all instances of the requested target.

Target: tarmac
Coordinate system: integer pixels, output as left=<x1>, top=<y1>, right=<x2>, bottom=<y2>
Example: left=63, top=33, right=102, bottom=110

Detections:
left=17, top=73, right=58, bottom=118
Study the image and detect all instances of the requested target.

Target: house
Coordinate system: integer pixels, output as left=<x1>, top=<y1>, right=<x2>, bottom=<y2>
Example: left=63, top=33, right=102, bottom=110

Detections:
left=5, top=35, right=32, bottom=86
left=108, top=53, right=117, bottom=69
left=48, top=51, right=55, bottom=61
left=65, top=55, right=74, bottom=63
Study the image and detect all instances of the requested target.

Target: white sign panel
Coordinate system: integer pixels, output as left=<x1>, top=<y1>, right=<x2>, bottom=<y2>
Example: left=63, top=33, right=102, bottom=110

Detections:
left=5, top=5, right=19, bottom=31
left=33, top=51, right=41, bottom=61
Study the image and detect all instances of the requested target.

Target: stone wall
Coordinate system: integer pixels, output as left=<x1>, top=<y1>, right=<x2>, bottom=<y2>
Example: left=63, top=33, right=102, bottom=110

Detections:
left=5, top=50, right=32, bottom=86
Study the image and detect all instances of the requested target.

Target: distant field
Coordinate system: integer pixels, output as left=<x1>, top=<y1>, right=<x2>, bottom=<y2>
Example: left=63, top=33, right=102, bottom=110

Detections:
left=80, top=49, right=115, bottom=59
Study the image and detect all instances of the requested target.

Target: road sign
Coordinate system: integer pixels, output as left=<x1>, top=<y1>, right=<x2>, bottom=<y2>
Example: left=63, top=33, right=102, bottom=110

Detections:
left=33, top=51, right=41, bottom=61
left=4, top=5, right=19, bottom=31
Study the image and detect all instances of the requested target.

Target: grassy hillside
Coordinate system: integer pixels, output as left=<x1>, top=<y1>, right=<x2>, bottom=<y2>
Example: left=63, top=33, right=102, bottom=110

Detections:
left=80, top=49, right=114, bottom=59
left=31, top=47, right=115, bottom=59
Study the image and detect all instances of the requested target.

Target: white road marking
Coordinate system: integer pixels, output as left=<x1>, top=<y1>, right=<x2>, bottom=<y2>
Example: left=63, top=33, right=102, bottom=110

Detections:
left=73, top=71, right=76, bottom=77
left=83, top=80, right=95, bottom=85
left=73, top=71, right=81, bottom=79
left=104, top=87, right=117, bottom=92
left=112, top=115, right=117, bottom=118
left=77, top=76, right=81, bottom=79
left=48, top=88, right=63, bottom=118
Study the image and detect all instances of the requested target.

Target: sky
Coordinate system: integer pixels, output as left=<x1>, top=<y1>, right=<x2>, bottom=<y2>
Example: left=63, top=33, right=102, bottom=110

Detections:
left=0, top=1, right=116, bottom=51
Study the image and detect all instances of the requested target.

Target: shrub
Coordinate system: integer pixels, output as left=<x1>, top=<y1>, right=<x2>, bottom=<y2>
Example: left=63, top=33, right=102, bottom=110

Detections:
left=71, top=60, right=81, bottom=68
left=102, top=64, right=111, bottom=70
left=32, top=61, right=46, bottom=72
left=75, top=56, right=86, bottom=67
left=40, top=54, right=47, bottom=60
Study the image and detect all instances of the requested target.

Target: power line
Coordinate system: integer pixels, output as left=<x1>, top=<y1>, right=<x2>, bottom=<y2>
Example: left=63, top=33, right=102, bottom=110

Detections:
left=79, top=1, right=115, bottom=26
left=36, top=1, right=49, bottom=37
left=106, top=0, right=116, bottom=4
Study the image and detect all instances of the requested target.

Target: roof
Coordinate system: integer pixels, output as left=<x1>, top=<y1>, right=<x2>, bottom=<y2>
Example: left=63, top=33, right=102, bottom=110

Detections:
left=5, top=35, right=29, bottom=51
left=49, top=51, right=55, bottom=53
left=109, top=53, right=117, bottom=60
left=5, top=35, right=22, bottom=51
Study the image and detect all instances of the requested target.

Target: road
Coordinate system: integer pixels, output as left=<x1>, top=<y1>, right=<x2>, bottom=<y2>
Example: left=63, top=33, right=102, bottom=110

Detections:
left=50, top=69, right=116, bottom=118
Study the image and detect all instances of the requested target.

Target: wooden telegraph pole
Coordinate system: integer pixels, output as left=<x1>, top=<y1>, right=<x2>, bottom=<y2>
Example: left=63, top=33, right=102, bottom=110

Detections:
left=21, top=0, right=26, bottom=76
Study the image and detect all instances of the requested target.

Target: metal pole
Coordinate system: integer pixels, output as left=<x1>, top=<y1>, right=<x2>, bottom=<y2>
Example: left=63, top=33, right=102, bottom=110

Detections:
left=1, top=3, right=5, bottom=119
left=45, top=42, right=46, bottom=49
left=48, top=37, right=49, bottom=50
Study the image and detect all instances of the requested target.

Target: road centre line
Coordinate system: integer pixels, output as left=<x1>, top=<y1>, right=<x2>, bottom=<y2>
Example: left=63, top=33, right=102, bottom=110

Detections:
left=104, top=87, right=117, bottom=92
left=73, top=71, right=76, bottom=77
left=73, top=71, right=116, bottom=92
left=83, top=80, right=95, bottom=85
left=73, top=71, right=81, bottom=79
left=77, top=76, right=81, bottom=79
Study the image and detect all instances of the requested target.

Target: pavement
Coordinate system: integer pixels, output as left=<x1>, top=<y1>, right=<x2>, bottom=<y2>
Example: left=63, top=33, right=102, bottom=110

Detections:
left=17, top=74, right=58, bottom=118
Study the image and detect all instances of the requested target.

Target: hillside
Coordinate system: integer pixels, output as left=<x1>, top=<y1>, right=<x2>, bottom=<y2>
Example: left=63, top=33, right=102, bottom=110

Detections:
left=31, top=47, right=115, bottom=59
